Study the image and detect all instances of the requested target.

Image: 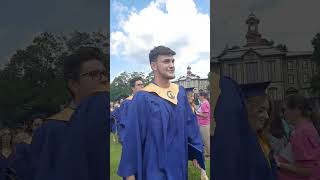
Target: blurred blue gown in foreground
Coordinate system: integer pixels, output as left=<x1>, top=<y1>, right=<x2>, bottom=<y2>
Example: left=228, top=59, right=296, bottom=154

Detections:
left=54, top=91, right=109, bottom=180
left=211, top=75, right=278, bottom=180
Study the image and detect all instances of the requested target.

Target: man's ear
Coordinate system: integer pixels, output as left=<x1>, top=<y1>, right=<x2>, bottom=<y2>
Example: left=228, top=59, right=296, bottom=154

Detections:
left=68, top=79, right=79, bottom=95
left=150, top=61, right=157, bottom=72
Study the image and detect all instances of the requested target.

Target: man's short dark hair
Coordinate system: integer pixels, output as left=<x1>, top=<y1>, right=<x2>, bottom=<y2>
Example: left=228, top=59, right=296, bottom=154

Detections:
left=63, top=47, right=104, bottom=81
left=149, top=45, right=176, bottom=63
left=129, top=77, right=143, bottom=88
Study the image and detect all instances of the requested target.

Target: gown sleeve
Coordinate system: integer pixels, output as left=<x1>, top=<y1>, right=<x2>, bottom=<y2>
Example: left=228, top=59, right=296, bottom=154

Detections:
left=182, top=87, right=205, bottom=169
left=117, top=93, right=148, bottom=179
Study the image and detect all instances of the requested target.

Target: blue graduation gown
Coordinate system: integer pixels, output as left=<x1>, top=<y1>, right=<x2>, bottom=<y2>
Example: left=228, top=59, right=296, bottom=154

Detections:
left=111, top=98, right=132, bottom=143
left=30, top=107, right=73, bottom=180
left=11, top=143, right=32, bottom=180
left=118, top=83, right=203, bottom=180
left=211, top=75, right=278, bottom=180
left=0, top=153, right=15, bottom=180
left=54, top=91, right=109, bottom=180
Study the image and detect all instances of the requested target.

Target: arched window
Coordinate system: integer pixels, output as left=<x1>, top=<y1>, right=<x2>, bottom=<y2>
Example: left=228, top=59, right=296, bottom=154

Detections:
left=285, top=87, right=298, bottom=96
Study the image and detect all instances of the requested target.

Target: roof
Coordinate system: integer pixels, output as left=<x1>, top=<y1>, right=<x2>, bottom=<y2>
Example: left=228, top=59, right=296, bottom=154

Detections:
left=216, top=46, right=284, bottom=60
left=286, top=51, right=312, bottom=57
left=214, top=45, right=312, bottom=62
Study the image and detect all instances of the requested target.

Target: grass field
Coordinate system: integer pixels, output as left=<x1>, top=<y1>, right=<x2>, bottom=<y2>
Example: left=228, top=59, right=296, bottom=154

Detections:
left=110, top=136, right=210, bottom=180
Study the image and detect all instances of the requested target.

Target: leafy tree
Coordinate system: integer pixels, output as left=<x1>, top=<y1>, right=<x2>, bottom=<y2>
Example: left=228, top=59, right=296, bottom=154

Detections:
left=145, top=71, right=154, bottom=84
left=110, top=72, right=131, bottom=102
left=0, top=31, right=108, bottom=128
left=110, top=71, right=150, bottom=102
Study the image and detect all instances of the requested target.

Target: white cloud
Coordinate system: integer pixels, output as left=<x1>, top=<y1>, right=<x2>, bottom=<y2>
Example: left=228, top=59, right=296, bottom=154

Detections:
left=111, top=0, right=210, bottom=78
left=189, top=59, right=210, bottom=78
left=111, top=1, right=129, bottom=29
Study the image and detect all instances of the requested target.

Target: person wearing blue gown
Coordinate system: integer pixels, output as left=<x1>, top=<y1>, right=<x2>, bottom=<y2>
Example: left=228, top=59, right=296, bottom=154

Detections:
left=239, top=82, right=278, bottom=180
left=29, top=47, right=108, bottom=180
left=53, top=89, right=109, bottom=180
left=111, top=77, right=144, bottom=143
left=118, top=45, right=204, bottom=180
left=211, top=73, right=278, bottom=180
left=30, top=105, right=74, bottom=180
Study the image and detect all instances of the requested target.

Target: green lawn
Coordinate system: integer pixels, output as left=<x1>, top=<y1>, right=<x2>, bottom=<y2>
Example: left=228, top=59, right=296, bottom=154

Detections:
left=110, top=136, right=210, bottom=180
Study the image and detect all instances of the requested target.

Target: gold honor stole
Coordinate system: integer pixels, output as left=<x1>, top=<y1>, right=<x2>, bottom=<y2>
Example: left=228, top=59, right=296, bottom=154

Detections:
left=210, top=73, right=221, bottom=135
left=47, top=107, right=74, bottom=122
left=258, top=133, right=271, bottom=167
left=142, top=83, right=179, bottom=105
left=126, top=95, right=133, bottom=101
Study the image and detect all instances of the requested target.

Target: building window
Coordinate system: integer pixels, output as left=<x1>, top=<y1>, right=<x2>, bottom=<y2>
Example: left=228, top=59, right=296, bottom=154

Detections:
left=303, top=73, right=309, bottom=83
left=246, top=62, right=258, bottom=83
left=228, top=64, right=237, bottom=80
left=312, top=63, right=318, bottom=76
left=286, top=88, right=298, bottom=96
left=288, top=75, right=294, bottom=84
left=266, top=61, right=276, bottom=81
left=288, top=61, right=294, bottom=71
left=303, top=61, right=309, bottom=71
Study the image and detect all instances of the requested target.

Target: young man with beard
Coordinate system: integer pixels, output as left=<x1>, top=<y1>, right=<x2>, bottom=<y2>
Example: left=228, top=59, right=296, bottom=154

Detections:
left=118, top=46, right=204, bottom=180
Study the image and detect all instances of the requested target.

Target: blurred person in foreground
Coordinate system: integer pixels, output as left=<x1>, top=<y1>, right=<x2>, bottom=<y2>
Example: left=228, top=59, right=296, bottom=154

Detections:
left=30, top=47, right=108, bottom=180
left=212, top=74, right=277, bottom=180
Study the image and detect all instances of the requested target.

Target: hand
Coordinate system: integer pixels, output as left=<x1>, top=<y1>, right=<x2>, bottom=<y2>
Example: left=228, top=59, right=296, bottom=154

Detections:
left=274, top=156, right=281, bottom=168
left=192, top=159, right=201, bottom=169
left=126, top=175, right=135, bottom=180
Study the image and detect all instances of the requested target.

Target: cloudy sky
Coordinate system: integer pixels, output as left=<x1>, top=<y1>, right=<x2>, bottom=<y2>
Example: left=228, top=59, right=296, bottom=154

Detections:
left=212, top=0, right=320, bottom=56
left=0, top=0, right=107, bottom=67
left=110, top=0, right=210, bottom=81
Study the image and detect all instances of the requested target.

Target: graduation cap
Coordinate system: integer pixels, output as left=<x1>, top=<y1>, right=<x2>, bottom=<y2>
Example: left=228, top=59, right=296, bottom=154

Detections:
left=185, top=87, right=194, bottom=93
left=239, top=82, right=270, bottom=98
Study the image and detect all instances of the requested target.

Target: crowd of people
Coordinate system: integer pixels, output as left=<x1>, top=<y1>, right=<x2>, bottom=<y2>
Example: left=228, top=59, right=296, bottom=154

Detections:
left=0, top=47, right=109, bottom=180
left=3, top=44, right=318, bottom=180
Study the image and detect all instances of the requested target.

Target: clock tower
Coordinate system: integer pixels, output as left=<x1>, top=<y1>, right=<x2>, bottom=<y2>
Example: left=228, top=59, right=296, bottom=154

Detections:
left=245, top=12, right=262, bottom=46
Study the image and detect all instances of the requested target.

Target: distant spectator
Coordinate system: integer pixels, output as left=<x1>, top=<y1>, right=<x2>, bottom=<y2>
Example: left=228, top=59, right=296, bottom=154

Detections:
left=196, top=92, right=211, bottom=157
left=277, top=94, right=320, bottom=179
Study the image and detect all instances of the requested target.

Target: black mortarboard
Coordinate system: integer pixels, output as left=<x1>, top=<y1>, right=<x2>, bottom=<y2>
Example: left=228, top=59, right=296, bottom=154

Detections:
left=185, top=87, right=194, bottom=93
left=239, top=82, right=270, bottom=98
